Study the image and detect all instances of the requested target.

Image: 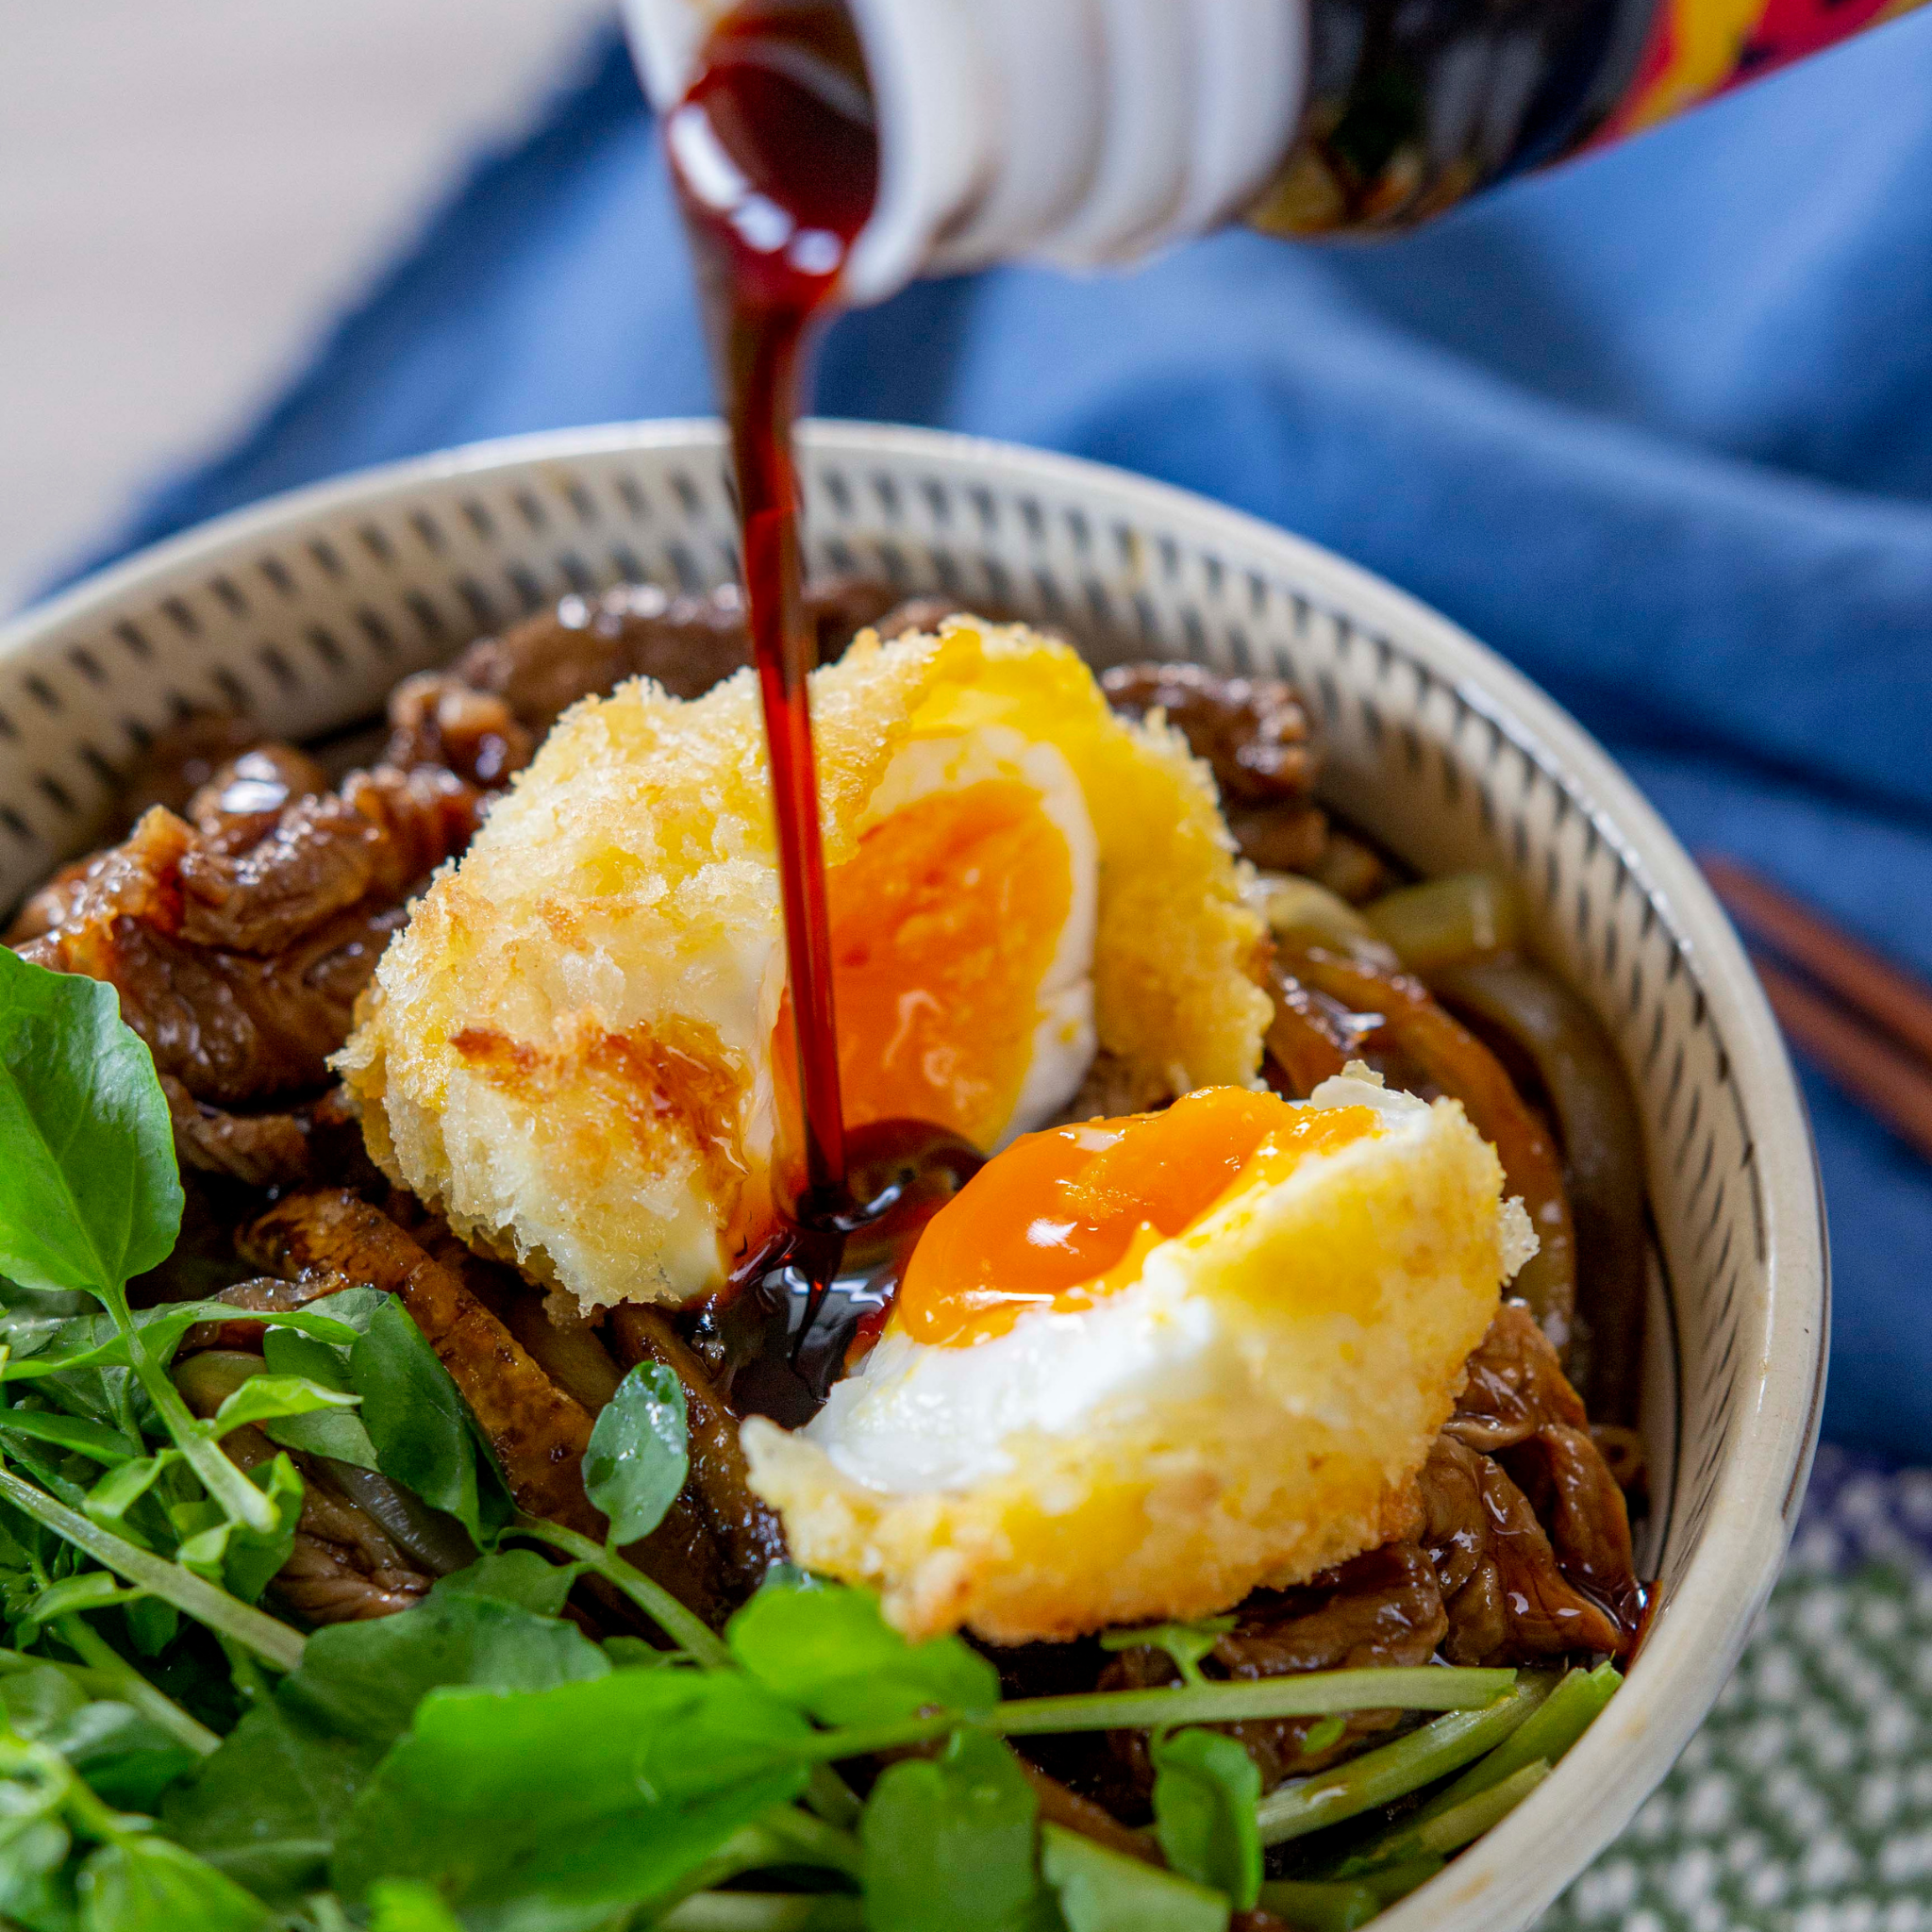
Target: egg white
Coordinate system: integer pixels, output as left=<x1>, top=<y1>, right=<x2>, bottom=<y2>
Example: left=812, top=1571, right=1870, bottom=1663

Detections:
left=744, top=1068, right=1536, bottom=1641
left=806, top=1074, right=1459, bottom=1495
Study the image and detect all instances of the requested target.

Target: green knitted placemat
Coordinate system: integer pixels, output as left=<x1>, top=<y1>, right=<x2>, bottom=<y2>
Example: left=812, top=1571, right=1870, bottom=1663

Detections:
left=1542, top=1449, right=1932, bottom=1932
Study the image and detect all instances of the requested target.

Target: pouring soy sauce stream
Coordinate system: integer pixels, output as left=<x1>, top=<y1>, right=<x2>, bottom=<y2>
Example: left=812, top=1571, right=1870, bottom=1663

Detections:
left=667, top=0, right=980, bottom=1421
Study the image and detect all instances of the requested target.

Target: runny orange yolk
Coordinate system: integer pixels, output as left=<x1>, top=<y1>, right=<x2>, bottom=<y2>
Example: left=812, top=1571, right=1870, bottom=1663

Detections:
left=896, top=1087, right=1384, bottom=1346
left=774, top=775, right=1075, bottom=1154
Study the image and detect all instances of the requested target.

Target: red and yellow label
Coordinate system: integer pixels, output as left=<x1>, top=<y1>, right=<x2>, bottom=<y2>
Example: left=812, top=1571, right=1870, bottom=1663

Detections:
left=1600, top=0, right=1928, bottom=141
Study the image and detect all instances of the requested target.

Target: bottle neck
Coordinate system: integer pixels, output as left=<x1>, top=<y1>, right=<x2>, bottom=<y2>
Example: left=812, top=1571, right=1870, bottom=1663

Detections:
left=624, top=0, right=1309, bottom=303
left=628, top=0, right=1931, bottom=276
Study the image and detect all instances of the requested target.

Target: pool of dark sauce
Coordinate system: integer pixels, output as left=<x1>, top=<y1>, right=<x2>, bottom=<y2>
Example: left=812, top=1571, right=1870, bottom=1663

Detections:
left=667, top=0, right=981, bottom=1424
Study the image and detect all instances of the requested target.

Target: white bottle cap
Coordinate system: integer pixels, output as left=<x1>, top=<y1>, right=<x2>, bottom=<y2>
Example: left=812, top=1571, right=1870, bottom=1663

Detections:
left=621, top=0, right=1308, bottom=306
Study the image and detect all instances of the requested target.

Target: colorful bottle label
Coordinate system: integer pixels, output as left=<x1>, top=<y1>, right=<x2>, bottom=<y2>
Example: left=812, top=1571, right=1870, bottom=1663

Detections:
left=1599, top=0, right=1925, bottom=140
left=1249, top=0, right=1928, bottom=236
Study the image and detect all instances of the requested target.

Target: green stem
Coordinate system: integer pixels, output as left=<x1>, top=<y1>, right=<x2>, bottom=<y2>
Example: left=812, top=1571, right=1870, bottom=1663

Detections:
left=1256, top=1677, right=1551, bottom=1848
left=989, top=1666, right=1515, bottom=1739
left=508, top=1521, right=859, bottom=1829
left=1258, top=1861, right=1445, bottom=1931
left=1333, top=1760, right=1550, bottom=1875
left=108, top=1299, right=276, bottom=1533
left=658, top=1896, right=865, bottom=1932
left=0, top=1646, right=121, bottom=1698
left=1253, top=1878, right=1384, bottom=1932
left=54, top=1615, right=221, bottom=1756
left=766, top=1669, right=1522, bottom=1769
left=640, top=1807, right=861, bottom=1927
left=509, top=1520, right=729, bottom=1666
left=1415, top=1659, right=1617, bottom=1824
left=0, top=1721, right=140, bottom=1849
left=0, top=1459, right=305, bottom=1673
left=757, top=1803, right=865, bottom=1881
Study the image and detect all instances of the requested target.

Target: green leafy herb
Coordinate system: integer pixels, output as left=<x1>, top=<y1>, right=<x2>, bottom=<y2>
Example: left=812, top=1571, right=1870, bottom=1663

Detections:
left=583, top=1361, right=688, bottom=1545
left=636, top=1673, right=828, bottom=1804
left=1300, top=1715, right=1348, bottom=1757
left=0, top=1462, right=304, bottom=1673
left=166, top=1578, right=608, bottom=1906
left=366, top=1878, right=465, bottom=1932
left=260, top=1292, right=388, bottom=1472
left=0, top=1712, right=264, bottom=1932
left=1098, top=1617, right=1235, bottom=1689
left=509, top=1521, right=728, bottom=1668
left=0, top=952, right=275, bottom=1535
left=331, top=1671, right=812, bottom=1927
left=1255, top=1876, right=1386, bottom=1931
left=989, top=1666, right=1514, bottom=1740
left=205, top=1376, right=359, bottom=1441
left=0, top=1665, right=196, bottom=1810
left=1150, top=1728, right=1261, bottom=1908
left=859, top=1729, right=1043, bottom=1932
left=0, top=1409, right=140, bottom=1469
left=0, top=1301, right=358, bottom=1388
left=438, top=1549, right=582, bottom=1618
left=0, top=949, right=182, bottom=1304
left=351, top=1299, right=481, bottom=1541
left=75, top=1832, right=271, bottom=1932
left=729, top=1578, right=999, bottom=1728
left=1040, top=1823, right=1228, bottom=1932
left=603, top=1636, right=680, bottom=1671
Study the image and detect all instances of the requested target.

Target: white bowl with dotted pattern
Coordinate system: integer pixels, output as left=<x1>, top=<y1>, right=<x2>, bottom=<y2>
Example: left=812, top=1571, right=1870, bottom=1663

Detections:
left=0, top=421, right=1826, bottom=1932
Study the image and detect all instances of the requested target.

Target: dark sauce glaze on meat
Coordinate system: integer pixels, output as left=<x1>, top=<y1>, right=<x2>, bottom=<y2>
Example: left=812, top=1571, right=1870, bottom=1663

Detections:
left=8, top=575, right=1648, bottom=1813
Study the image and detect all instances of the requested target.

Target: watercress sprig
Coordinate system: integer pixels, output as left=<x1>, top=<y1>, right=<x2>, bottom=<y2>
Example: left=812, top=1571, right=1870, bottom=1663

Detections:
left=0, top=949, right=275, bottom=1535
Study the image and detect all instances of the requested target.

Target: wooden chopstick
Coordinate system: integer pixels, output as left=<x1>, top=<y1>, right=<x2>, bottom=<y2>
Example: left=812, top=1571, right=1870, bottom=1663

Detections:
left=1703, top=854, right=1932, bottom=1066
left=1745, top=949, right=1932, bottom=1164
left=1701, top=853, right=1932, bottom=1165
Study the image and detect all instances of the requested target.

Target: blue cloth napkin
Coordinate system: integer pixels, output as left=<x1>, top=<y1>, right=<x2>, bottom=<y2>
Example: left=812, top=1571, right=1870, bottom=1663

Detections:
left=58, top=16, right=1932, bottom=1457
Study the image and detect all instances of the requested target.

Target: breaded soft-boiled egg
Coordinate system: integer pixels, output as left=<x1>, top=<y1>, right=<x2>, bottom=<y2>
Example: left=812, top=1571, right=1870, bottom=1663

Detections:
left=742, top=1069, right=1537, bottom=1643
left=336, top=618, right=1272, bottom=1308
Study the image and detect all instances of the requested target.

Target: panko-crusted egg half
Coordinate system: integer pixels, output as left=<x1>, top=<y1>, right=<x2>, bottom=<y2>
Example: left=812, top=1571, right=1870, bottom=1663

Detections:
left=336, top=619, right=1272, bottom=1308
left=744, top=1071, right=1537, bottom=1643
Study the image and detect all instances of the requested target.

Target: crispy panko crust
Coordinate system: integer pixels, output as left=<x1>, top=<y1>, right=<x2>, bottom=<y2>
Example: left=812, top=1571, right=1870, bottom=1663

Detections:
left=743, top=1091, right=1528, bottom=1642
left=337, top=619, right=1271, bottom=1308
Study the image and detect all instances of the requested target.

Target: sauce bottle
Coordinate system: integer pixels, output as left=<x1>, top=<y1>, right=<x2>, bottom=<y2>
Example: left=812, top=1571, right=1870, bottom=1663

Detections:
left=625, top=0, right=1927, bottom=298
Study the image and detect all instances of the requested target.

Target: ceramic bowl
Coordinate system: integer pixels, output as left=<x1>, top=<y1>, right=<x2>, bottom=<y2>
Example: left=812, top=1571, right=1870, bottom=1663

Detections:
left=0, top=421, right=1826, bottom=1932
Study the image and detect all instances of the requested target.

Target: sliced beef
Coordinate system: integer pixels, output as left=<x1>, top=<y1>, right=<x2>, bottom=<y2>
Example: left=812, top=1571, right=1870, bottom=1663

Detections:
left=22, top=894, right=409, bottom=1106
left=186, top=745, right=331, bottom=854
left=115, top=714, right=275, bottom=826
left=239, top=1190, right=604, bottom=1538
left=242, top=1190, right=750, bottom=1624
left=1103, top=1541, right=1448, bottom=1797
left=1101, top=662, right=1318, bottom=807
left=1418, top=1434, right=1625, bottom=1663
left=195, top=1419, right=436, bottom=1628
left=382, top=576, right=903, bottom=787
left=13, top=762, right=476, bottom=1141
left=175, top=765, right=477, bottom=955
left=1447, top=1298, right=1590, bottom=1451
left=1446, top=1302, right=1644, bottom=1641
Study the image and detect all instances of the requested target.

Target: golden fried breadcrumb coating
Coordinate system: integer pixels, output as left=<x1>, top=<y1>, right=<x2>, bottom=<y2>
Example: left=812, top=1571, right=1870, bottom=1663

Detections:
left=744, top=1078, right=1532, bottom=1643
left=337, top=619, right=1271, bottom=1308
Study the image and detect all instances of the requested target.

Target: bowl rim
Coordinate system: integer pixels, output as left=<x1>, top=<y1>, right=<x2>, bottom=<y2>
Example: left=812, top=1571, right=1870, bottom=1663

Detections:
left=0, top=418, right=1829, bottom=1931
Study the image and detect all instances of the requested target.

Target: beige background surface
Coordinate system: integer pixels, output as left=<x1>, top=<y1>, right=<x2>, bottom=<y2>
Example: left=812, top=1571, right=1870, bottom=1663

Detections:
left=0, top=0, right=612, bottom=614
